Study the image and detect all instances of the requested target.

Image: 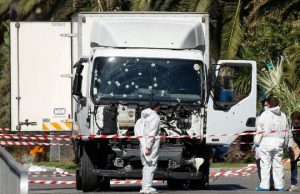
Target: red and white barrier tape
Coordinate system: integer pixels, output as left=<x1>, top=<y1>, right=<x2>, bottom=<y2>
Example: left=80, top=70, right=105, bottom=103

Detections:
left=0, top=141, right=70, bottom=146
left=209, top=165, right=257, bottom=177
left=29, top=165, right=258, bottom=185
left=29, top=180, right=76, bottom=185
left=0, top=134, right=71, bottom=141
left=0, top=128, right=10, bottom=132
left=2, top=129, right=299, bottom=141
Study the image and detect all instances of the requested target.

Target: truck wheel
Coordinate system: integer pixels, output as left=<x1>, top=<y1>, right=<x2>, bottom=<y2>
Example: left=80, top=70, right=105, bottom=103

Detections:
left=189, top=176, right=209, bottom=190
left=167, top=179, right=187, bottom=190
left=76, top=168, right=82, bottom=190
left=81, top=142, right=110, bottom=192
left=190, top=159, right=210, bottom=190
left=75, top=141, right=82, bottom=190
left=81, top=144, right=98, bottom=192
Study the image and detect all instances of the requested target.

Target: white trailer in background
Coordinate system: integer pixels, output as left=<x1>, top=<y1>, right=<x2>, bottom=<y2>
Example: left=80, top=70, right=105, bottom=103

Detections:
left=10, top=22, right=72, bottom=132
left=10, top=13, right=257, bottom=192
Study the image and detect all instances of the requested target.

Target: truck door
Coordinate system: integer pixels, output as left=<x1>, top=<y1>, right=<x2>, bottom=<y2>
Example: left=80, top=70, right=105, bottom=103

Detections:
left=206, top=60, right=257, bottom=145
left=10, top=22, right=72, bottom=131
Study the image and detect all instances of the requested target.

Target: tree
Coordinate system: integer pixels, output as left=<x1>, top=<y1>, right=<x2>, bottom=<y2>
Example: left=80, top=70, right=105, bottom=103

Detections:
left=258, top=57, right=300, bottom=116
left=0, top=22, right=10, bottom=127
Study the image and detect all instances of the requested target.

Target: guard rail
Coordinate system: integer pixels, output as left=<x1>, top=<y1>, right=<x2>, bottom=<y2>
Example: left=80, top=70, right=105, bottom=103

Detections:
left=0, top=146, right=28, bottom=194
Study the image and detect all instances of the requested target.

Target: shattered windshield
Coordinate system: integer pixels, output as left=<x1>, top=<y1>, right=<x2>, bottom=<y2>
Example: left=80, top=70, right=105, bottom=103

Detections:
left=91, top=57, right=204, bottom=104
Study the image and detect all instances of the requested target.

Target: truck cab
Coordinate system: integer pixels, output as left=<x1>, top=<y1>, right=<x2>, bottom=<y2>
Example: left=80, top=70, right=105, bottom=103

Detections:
left=71, top=13, right=256, bottom=192
left=10, top=13, right=256, bottom=192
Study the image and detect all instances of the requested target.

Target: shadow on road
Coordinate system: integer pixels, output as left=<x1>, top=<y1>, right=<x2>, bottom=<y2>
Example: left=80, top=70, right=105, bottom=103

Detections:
left=209, top=184, right=248, bottom=190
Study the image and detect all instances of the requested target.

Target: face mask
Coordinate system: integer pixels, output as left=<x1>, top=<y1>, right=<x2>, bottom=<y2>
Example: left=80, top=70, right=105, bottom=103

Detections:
left=263, top=106, right=270, bottom=111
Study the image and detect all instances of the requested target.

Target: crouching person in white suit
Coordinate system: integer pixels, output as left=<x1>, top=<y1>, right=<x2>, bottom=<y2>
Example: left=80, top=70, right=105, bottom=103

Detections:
left=134, top=101, right=161, bottom=194
left=254, top=96, right=290, bottom=192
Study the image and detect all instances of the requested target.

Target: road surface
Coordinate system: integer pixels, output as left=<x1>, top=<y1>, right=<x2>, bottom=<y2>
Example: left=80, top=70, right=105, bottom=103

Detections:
left=29, top=167, right=299, bottom=194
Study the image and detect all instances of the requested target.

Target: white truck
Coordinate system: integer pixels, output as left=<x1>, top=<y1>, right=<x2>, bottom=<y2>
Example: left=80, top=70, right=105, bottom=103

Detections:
left=10, top=13, right=257, bottom=192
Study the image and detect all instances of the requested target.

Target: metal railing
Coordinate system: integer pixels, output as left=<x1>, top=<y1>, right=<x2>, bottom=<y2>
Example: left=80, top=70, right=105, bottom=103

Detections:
left=0, top=146, right=28, bottom=194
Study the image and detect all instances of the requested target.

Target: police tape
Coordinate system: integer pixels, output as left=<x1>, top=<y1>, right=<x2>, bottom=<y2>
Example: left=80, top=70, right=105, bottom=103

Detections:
left=28, top=165, right=256, bottom=180
left=28, top=180, right=76, bottom=185
left=1, top=128, right=299, bottom=142
left=2, top=140, right=252, bottom=146
left=0, top=134, right=72, bottom=141
left=28, top=165, right=258, bottom=186
left=0, top=141, right=71, bottom=146
left=0, top=128, right=10, bottom=132
left=209, top=164, right=257, bottom=177
left=28, top=171, right=255, bottom=185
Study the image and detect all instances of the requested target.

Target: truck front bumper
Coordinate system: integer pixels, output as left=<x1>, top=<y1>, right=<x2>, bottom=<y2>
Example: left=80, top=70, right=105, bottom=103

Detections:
left=92, top=169, right=202, bottom=180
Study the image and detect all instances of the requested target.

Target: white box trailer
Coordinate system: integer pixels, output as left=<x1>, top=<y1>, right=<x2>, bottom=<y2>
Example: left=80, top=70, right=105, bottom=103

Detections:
left=10, top=22, right=72, bottom=131
left=10, top=12, right=257, bottom=192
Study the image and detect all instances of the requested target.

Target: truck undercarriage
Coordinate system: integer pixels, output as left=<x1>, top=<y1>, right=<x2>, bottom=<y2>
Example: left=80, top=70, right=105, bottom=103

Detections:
left=75, top=103, right=210, bottom=191
left=75, top=137, right=210, bottom=192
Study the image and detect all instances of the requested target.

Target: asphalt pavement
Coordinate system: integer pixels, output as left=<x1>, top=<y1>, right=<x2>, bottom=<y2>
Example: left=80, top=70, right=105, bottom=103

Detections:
left=29, top=168, right=299, bottom=194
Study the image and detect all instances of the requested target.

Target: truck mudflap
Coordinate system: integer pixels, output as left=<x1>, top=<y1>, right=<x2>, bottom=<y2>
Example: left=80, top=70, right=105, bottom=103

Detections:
left=91, top=169, right=202, bottom=180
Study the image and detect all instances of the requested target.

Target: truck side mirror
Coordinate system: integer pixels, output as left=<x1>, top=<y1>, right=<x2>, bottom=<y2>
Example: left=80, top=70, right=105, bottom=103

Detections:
left=79, top=97, right=87, bottom=106
left=72, top=74, right=83, bottom=96
left=72, top=57, right=88, bottom=97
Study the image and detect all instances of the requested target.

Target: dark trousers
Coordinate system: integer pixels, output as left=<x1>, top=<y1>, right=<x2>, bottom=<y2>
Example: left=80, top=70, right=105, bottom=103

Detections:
left=256, top=159, right=261, bottom=182
left=290, top=156, right=299, bottom=185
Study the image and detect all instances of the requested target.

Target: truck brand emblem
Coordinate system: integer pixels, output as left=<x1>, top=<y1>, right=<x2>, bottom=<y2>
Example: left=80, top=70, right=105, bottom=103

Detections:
left=54, top=108, right=66, bottom=115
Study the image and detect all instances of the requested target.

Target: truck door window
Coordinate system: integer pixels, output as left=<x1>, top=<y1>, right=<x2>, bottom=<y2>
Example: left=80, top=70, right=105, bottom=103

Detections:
left=213, top=64, right=252, bottom=110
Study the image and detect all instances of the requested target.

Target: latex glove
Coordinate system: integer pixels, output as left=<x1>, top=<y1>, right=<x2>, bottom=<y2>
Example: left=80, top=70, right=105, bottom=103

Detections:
left=251, top=144, right=258, bottom=151
left=252, top=144, right=258, bottom=148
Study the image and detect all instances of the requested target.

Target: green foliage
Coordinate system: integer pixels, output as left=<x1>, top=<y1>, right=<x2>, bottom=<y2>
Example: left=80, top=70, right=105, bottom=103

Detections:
left=132, top=0, right=150, bottom=11
left=0, top=22, right=10, bottom=127
left=242, top=17, right=293, bottom=64
left=258, top=58, right=300, bottom=117
left=283, top=29, right=300, bottom=95
left=18, top=0, right=47, bottom=17
left=0, top=0, right=13, bottom=15
left=195, top=0, right=210, bottom=12
left=220, top=0, right=244, bottom=59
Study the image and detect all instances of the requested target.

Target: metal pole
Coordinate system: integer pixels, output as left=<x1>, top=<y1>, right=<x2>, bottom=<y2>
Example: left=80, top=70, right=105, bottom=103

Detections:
left=15, top=22, right=21, bottom=133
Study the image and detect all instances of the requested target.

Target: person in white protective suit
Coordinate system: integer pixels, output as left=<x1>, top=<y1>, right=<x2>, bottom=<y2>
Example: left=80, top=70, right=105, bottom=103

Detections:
left=254, top=97, right=290, bottom=191
left=253, top=97, right=274, bottom=189
left=134, top=101, right=161, bottom=194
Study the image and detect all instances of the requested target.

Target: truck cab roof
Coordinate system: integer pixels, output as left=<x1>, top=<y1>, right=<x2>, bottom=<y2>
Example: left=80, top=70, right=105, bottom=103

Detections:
left=92, top=47, right=204, bottom=61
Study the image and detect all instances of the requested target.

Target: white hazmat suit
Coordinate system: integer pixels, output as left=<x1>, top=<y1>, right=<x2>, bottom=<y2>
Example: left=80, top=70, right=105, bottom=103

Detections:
left=134, top=108, right=160, bottom=193
left=254, top=106, right=289, bottom=190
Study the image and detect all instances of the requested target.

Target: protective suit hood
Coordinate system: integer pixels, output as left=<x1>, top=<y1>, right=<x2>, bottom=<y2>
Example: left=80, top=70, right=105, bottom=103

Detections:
left=269, top=106, right=281, bottom=116
left=141, top=108, right=155, bottom=121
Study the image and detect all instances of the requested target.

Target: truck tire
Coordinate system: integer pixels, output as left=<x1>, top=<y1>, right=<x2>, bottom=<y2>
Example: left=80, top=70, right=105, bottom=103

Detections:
left=190, top=158, right=210, bottom=190
left=81, top=142, right=110, bottom=192
left=75, top=141, right=82, bottom=190
left=81, top=144, right=98, bottom=192
left=76, top=168, right=82, bottom=190
left=167, top=179, right=186, bottom=190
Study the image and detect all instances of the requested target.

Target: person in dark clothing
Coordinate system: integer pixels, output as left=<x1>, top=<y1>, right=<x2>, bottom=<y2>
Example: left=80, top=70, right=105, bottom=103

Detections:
left=288, top=111, right=300, bottom=192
